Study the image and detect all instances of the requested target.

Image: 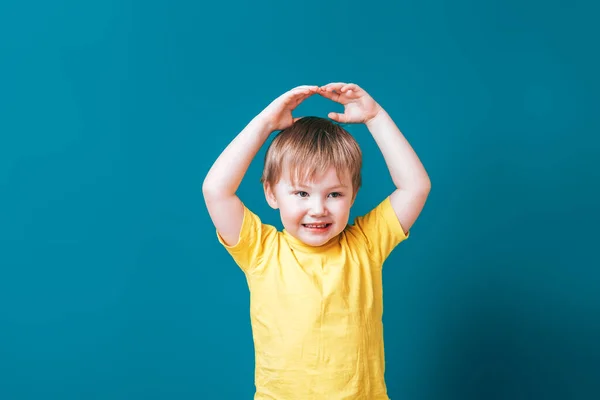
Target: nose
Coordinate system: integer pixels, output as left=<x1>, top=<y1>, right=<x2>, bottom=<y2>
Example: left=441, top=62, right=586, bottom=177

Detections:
left=308, top=198, right=327, bottom=217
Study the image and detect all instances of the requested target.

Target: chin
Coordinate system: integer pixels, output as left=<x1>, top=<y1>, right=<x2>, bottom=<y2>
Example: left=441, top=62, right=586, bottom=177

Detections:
left=305, top=238, right=330, bottom=247
left=301, top=231, right=337, bottom=247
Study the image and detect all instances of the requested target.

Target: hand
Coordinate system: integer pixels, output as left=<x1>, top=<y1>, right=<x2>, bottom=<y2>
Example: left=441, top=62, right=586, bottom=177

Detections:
left=257, top=85, right=319, bottom=132
left=319, top=82, right=383, bottom=124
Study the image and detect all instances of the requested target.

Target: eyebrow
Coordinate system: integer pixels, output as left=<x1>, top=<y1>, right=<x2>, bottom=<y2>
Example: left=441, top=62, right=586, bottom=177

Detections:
left=292, top=184, right=348, bottom=190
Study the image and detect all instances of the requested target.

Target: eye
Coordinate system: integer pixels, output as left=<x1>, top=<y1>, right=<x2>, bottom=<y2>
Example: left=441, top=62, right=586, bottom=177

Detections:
left=329, top=192, right=343, bottom=198
left=295, top=191, right=309, bottom=198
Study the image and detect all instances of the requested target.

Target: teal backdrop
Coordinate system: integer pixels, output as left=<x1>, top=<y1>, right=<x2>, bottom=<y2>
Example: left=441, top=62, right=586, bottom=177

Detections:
left=1, top=0, right=598, bottom=399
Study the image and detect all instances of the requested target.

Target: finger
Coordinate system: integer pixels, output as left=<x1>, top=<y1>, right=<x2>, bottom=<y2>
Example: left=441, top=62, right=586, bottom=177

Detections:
left=343, top=89, right=361, bottom=99
left=328, top=112, right=348, bottom=123
left=290, top=90, right=318, bottom=108
left=292, top=85, right=319, bottom=98
left=320, top=82, right=346, bottom=92
left=297, top=87, right=319, bottom=100
left=340, top=83, right=360, bottom=93
left=291, top=85, right=319, bottom=95
left=284, top=88, right=316, bottom=105
left=288, top=89, right=311, bottom=99
left=293, top=85, right=318, bottom=91
left=282, top=86, right=316, bottom=101
left=318, top=89, right=341, bottom=101
left=293, top=117, right=304, bottom=123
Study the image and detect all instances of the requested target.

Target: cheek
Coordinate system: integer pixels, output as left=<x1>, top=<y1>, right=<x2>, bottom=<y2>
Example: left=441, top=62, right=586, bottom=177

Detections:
left=330, top=199, right=352, bottom=217
left=279, top=199, right=305, bottom=220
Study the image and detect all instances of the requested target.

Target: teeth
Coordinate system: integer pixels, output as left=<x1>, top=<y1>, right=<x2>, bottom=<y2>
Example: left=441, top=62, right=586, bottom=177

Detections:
left=304, top=224, right=328, bottom=228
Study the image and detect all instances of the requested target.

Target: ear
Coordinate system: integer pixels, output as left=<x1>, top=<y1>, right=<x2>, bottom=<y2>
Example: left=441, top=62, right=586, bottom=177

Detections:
left=263, top=183, right=279, bottom=209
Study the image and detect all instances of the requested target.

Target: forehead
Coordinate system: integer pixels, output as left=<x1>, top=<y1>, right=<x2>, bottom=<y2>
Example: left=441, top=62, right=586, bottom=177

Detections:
left=279, top=164, right=351, bottom=187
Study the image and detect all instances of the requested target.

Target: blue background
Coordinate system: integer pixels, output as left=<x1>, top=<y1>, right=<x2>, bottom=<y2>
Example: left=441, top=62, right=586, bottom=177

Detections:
left=1, top=0, right=599, bottom=398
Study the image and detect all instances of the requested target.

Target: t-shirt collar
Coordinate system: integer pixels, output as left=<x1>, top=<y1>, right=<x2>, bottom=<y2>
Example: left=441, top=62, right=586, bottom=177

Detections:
left=281, top=229, right=340, bottom=253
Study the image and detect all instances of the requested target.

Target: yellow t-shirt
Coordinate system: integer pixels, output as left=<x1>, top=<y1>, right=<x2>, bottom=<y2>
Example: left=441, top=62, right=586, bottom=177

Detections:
left=217, top=196, right=408, bottom=399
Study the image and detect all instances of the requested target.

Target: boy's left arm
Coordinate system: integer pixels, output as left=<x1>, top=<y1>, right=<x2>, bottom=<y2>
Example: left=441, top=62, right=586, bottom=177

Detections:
left=320, top=83, right=431, bottom=234
left=365, top=108, right=431, bottom=234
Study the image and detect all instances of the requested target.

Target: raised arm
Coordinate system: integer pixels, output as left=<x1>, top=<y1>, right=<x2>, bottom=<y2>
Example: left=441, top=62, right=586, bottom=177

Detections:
left=202, top=85, right=319, bottom=246
left=319, top=82, right=431, bottom=234
left=364, top=108, right=431, bottom=233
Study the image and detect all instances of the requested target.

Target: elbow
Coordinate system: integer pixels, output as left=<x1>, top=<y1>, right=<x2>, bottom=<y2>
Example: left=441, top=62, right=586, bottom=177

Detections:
left=411, top=178, right=431, bottom=197
left=201, top=177, right=211, bottom=196
left=202, top=177, right=234, bottom=201
left=420, top=178, right=432, bottom=194
left=202, top=178, right=219, bottom=199
left=418, top=172, right=431, bottom=193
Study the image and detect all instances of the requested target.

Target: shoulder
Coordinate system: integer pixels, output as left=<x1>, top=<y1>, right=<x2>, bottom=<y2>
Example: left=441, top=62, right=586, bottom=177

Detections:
left=217, top=204, right=279, bottom=273
left=343, top=197, right=409, bottom=264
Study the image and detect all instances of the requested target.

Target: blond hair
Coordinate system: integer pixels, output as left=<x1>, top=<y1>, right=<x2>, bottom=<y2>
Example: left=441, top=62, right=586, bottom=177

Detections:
left=260, top=117, right=362, bottom=195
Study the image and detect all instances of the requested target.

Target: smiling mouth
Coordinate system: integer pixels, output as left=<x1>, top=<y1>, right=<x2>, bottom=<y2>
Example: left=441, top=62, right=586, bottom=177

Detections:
left=302, top=223, right=332, bottom=229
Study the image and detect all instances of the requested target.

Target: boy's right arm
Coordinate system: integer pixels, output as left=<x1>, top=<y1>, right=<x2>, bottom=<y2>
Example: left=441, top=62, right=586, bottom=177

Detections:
left=202, top=116, right=272, bottom=246
left=202, top=85, right=319, bottom=246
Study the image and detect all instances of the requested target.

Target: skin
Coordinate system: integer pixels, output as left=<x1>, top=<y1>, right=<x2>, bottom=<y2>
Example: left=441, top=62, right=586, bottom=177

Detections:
left=264, top=166, right=355, bottom=247
left=203, top=83, right=430, bottom=247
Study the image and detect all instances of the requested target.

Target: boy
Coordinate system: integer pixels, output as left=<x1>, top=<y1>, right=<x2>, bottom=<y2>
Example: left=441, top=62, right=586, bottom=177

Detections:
left=203, top=83, right=431, bottom=399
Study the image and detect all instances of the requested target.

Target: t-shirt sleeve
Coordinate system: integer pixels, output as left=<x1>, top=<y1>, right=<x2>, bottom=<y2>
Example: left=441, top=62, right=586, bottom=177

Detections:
left=216, top=205, right=275, bottom=274
left=351, top=196, right=409, bottom=265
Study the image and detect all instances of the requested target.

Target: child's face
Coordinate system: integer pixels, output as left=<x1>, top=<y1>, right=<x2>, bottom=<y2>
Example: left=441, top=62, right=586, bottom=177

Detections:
left=264, top=166, right=355, bottom=247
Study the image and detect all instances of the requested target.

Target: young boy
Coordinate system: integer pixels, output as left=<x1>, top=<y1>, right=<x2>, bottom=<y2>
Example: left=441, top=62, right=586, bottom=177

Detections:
left=203, top=83, right=431, bottom=399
